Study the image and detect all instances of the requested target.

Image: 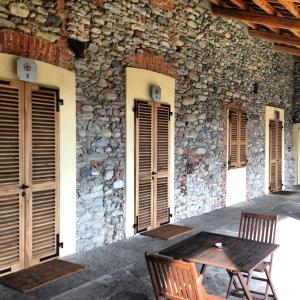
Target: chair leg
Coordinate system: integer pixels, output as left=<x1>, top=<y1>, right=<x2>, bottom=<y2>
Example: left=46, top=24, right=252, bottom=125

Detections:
left=264, top=267, right=278, bottom=300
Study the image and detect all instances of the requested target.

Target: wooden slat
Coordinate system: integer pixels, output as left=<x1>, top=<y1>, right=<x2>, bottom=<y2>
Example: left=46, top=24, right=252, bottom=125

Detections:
left=249, top=29, right=300, bottom=47
left=212, top=7, right=300, bottom=30
left=277, top=0, right=300, bottom=18
left=135, top=101, right=153, bottom=232
left=24, top=84, right=59, bottom=268
left=274, top=44, right=300, bottom=57
left=0, top=81, right=24, bottom=275
left=240, top=112, right=248, bottom=166
left=145, top=253, right=217, bottom=300
left=229, top=110, right=239, bottom=168
left=0, top=85, right=20, bottom=187
left=269, top=120, right=282, bottom=192
left=277, top=121, right=283, bottom=191
left=155, top=104, right=170, bottom=227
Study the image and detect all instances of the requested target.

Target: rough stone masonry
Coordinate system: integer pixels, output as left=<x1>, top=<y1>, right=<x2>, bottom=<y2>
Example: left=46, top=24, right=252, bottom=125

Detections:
left=0, top=0, right=296, bottom=252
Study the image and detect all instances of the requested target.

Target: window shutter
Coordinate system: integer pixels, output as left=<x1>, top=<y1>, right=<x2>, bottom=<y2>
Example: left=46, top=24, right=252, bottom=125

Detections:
left=25, top=84, right=59, bottom=265
left=135, top=101, right=153, bottom=232
left=269, top=120, right=277, bottom=193
left=277, top=121, right=283, bottom=191
left=0, top=81, right=25, bottom=273
left=229, top=110, right=239, bottom=168
left=155, top=104, right=170, bottom=226
left=239, top=112, right=248, bottom=167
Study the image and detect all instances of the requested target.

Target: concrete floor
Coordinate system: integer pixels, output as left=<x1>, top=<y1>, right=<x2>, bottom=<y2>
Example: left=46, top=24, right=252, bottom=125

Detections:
left=0, top=192, right=299, bottom=300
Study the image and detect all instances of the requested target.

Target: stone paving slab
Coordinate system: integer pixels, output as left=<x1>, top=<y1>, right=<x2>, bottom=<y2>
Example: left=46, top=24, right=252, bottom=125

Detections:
left=0, top=194, right=299, bottom=300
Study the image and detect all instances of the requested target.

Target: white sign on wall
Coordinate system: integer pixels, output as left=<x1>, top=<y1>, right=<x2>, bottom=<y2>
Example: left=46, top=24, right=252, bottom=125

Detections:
left=17, top=57, right=37, bottom=83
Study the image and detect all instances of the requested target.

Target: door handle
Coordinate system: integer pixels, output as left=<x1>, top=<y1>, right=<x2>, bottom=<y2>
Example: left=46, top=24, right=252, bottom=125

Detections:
left=20, top=184, right=29, bottom=190
left=152, top=172, right=157, bottom=175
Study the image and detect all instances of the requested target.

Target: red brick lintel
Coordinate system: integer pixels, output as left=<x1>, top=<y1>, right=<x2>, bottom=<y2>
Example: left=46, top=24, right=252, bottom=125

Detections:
left=126, top=50, right=176, bottom=78
left=0, top=29, right=74, bottom=70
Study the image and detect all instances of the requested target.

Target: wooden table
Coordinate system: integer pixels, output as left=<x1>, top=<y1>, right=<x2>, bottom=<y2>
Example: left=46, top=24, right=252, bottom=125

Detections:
left=159, top=231, right=279, bottom=300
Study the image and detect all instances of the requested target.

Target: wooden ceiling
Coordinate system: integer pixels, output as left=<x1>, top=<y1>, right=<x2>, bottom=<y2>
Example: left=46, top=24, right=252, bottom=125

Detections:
left=210, top=0, right=300, bottom=57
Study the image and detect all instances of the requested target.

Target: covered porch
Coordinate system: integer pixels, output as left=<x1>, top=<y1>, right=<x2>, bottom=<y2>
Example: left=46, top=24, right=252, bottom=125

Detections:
left=1, top=0, right=300, bottom=299
left=0, top=192, right=299, bottom=299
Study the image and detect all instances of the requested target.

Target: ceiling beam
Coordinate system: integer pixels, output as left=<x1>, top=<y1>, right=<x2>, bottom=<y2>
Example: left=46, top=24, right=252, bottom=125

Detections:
left=274, top=45, right=300, bottom=57
left=249, top=29, right=300, bottom=47
left=210, top=0, right=222, bottom=4
left=277, top=0, right=300, bottom=18
left=269, top=0, right=300, bottom=3
left=229, top=0, right=248, bottom=10
left=212, top=7, right=300, bottom=31
left=251, top=0, right=274, bottom=14
left=227, top=0, right=257, bottom=29
left=250, top=0, right=279, bottom=33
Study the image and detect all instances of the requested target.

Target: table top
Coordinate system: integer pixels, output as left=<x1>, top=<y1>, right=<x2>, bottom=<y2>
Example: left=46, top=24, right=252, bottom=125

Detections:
left=159, top=231, right=279, bottom=273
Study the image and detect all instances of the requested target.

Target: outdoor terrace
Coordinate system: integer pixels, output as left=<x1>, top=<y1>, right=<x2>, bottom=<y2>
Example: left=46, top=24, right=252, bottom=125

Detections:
left=0, top=191, right=299, bottom=300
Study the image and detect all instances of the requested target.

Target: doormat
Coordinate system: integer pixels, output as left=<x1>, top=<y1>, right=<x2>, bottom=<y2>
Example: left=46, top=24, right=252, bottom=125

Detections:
left=0, top=259, right=85, bottom=293
left=141, top=224, right=193, bottom=240
left=273, top=191, right=299, bottom=196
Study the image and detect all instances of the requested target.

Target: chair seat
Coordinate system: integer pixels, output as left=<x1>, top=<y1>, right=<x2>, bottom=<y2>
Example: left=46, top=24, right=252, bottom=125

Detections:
left=254, top=261, right=271, bottom=272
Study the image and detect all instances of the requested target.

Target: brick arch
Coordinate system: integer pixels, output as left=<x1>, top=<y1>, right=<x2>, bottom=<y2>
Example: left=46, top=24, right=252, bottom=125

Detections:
left=0, top=29, right=74, bottom=70
left=126, top=51, right=176, bottom=78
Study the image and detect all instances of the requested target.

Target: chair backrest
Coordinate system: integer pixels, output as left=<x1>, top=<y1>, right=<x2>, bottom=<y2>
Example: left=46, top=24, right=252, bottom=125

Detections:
left=238, top=211, right=278, bottom=244
left=145, top=252, right=206, bottom=300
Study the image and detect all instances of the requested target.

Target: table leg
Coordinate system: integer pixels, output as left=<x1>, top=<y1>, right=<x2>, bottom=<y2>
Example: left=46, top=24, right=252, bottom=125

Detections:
left=237, top=272, right=253, bottom=300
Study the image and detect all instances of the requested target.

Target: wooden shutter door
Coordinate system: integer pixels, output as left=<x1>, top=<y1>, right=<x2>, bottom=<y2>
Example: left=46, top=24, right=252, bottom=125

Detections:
left=239, top=112, right=248, bottom=167
left=276, top=121, right=283, bottom=191
left=25, top=84, right=59, bottom=266
left=0, top=81, right=25, bottom=274
left=154, top=104, right=170, bottom=226
left=229, top=110, right=239, bottom=168
left=269, top=120, right=283, bottom=193
left=135, top=101, right=153, bottom=232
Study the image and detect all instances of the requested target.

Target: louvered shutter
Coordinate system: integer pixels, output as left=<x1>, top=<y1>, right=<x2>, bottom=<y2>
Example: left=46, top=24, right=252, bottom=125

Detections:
left=239, top=112, right=248, bottom=167
left=155, top=104, right=170, bottom=226
left=229, top=110, right=239, bottom=168
left=135, top=101, right=153, bottom=232
left=276, top=121, right=283, bottom=191
left=269, top=120, right=277, bottom=193
left=25, top=84, right=59, bottom=266
left=0, top=81, right=25, bottom=274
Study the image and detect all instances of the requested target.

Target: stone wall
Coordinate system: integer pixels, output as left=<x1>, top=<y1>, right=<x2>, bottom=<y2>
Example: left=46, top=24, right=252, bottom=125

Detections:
left=293, top=60, right=300, bottom=123
left=0, top=0, right=296, bottom=252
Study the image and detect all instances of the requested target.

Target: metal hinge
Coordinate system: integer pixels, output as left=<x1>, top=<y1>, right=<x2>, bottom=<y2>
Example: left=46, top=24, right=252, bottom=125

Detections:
left=40, top=234, right=63, bottom=262
left=169, top=111, right=173, bottom=121
left=133, top=216, right=138, bottom=229
left=56, top=99, right=64, bottom=112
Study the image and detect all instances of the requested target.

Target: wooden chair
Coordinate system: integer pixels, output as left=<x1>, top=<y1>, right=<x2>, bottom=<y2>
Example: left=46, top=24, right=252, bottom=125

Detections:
left=226, top=211, right=279, bottom=300
left=145, top=252, right=225, bottom=300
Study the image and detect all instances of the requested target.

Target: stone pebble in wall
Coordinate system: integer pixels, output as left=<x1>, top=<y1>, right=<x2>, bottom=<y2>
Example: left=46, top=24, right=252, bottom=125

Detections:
left=0, top=0, right=66, bottom=43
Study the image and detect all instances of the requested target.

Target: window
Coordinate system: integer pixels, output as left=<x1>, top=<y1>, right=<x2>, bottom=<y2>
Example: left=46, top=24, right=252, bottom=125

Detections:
left=228, top=109, right=248, bottom=169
